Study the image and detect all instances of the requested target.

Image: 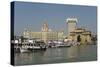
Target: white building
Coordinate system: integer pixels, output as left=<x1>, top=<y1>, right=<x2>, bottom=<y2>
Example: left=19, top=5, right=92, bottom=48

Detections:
left=66, top=18, right=77, bottom=36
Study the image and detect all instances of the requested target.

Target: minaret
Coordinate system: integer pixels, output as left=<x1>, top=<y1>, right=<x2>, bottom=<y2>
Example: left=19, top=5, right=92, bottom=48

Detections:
left=66, top=18, right=77, bottom=36
left=41, top=22, right=49, bottom=32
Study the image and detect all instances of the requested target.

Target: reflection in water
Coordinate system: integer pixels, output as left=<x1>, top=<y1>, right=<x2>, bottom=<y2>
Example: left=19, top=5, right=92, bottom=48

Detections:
left=15, top=45, right=97, bottom=65
left=67, top=46, right=79, bottom=58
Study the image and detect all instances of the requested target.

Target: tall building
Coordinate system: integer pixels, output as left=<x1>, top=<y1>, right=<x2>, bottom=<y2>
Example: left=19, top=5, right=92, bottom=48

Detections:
left=66, top=18, right=77, bottom=36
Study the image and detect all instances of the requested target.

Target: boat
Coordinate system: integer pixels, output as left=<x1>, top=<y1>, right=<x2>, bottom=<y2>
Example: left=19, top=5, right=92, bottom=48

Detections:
left=47, top=40, right=72, bottom=48
left=28, top=46, right=46, bottom=51
left=20, top=48, right=29, bottom=53
left=19, top=45, right=31, bottom=53
left=28, top=41, right=47, bottom=51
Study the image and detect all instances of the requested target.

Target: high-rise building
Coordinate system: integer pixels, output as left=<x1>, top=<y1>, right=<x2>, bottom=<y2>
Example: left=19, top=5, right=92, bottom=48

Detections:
left=66, top=18, right=77, bottom=36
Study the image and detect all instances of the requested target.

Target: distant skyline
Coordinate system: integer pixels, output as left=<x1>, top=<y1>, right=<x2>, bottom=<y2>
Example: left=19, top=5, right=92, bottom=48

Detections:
left=14, top=1, right=97, bottom=36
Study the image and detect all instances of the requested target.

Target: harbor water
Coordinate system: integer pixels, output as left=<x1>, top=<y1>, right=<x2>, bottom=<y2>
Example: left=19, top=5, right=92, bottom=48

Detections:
left=14, top=45, right=97, bottom=65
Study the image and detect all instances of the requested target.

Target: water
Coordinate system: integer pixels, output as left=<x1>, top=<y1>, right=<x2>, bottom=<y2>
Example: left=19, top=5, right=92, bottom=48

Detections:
left=14, top=45, right=97, bottom=65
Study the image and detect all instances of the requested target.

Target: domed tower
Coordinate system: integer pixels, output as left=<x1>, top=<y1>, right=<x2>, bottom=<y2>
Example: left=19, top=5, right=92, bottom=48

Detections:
left=41, top=22, right=49, bottom=43
left=41, top=22, right=49, bottom=32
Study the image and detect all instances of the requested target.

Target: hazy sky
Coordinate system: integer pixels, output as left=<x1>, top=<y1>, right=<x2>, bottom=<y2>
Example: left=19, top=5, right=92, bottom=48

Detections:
left=14, top=1, right=97, bottom=36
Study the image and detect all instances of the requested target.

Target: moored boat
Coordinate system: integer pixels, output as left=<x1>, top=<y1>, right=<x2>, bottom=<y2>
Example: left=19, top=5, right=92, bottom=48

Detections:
left=28, top=41, right=47, bottom=51
left=19, top=47, right=30, bottom=53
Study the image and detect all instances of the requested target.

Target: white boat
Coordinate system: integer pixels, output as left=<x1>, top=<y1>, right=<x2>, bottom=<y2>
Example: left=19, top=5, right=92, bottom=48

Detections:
left=20, top=48, right=29, bottom=53
left=20, top=45, right=29, bottom=53
left=28, top=41, right=47, bottom=51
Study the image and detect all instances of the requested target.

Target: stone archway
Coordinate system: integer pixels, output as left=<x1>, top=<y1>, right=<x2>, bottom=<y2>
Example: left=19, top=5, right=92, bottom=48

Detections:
left=77, top=35, right=81, bottom=42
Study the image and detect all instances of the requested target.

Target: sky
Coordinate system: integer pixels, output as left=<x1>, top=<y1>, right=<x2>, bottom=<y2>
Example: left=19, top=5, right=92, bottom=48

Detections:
left=13, top=1, right=97, bottom=36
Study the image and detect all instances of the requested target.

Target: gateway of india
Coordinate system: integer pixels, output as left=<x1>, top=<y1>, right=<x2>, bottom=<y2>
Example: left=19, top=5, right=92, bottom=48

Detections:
left=23, top=18, right=92, bottom=44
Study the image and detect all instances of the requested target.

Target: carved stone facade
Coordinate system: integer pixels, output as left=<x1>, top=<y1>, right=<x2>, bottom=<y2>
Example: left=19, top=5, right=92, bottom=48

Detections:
left=67, top=18, right=92, bottom=44
left=69, top=28, right=92, bottom=44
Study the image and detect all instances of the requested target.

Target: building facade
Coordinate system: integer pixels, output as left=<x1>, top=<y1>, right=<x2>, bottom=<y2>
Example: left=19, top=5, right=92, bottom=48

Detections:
left=23, top=18, right=92, bottom=44
left=69, top=28, right=92, bottom=44
left=67, top=18, right=92, bottom=44
left=23, top=23, right=64, bottom=43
